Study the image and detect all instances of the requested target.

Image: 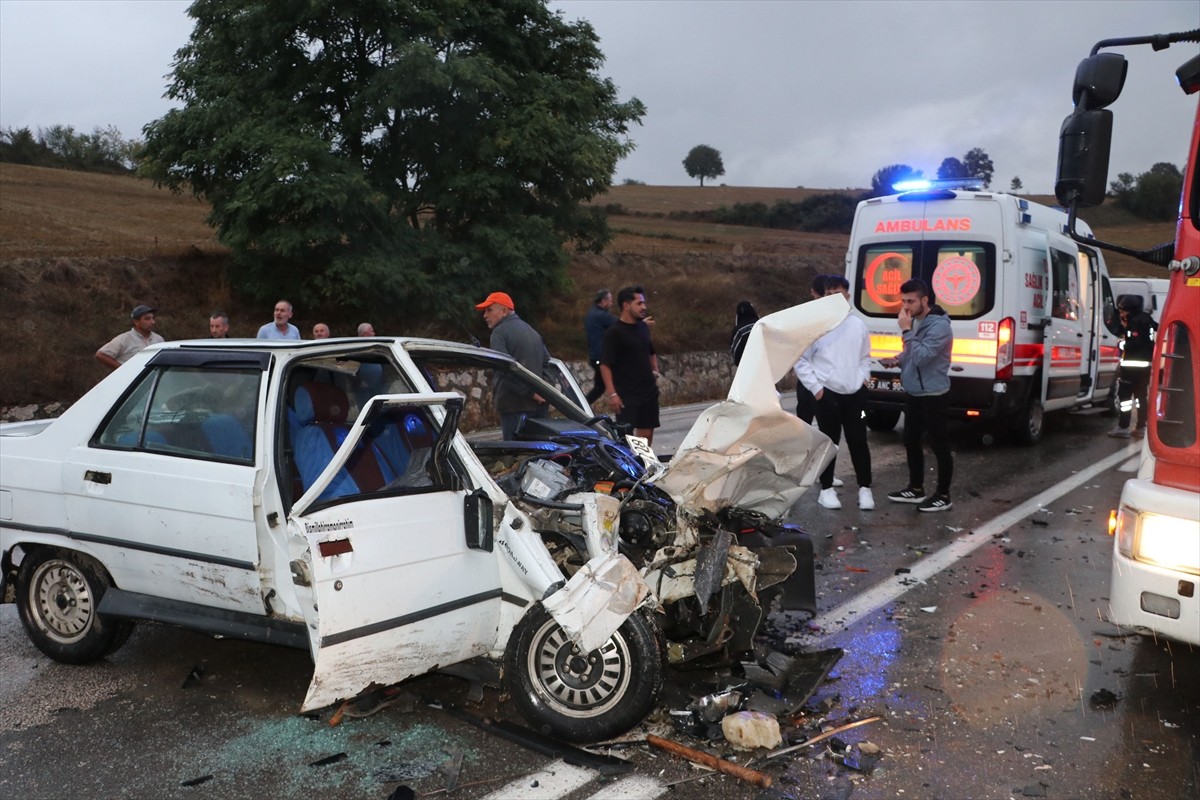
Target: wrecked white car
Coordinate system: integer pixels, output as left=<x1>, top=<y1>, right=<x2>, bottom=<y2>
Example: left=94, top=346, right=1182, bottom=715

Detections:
left=0, top=298, right=844, bottom=742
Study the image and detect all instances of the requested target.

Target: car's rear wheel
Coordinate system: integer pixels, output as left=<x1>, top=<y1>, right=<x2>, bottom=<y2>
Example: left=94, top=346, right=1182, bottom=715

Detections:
left=504, top=604, right=664, bottom=743
left=16, top=549, right=133, bottom=664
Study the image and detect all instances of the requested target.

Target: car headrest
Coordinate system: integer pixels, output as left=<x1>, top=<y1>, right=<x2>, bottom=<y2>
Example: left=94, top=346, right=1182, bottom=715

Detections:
left=294, top=382, right=350, bottom=426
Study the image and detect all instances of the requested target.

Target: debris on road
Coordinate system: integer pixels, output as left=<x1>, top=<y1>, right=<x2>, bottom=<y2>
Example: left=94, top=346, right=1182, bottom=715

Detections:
left=721, top=710, right=782, bottom=750
left=429, top=699, right=634, bottom=776
left=1089, top=688, right=1120, bottom=709
left=181, top=665, right=204, bottom=689
left=647, top=733, right=773, bottom=787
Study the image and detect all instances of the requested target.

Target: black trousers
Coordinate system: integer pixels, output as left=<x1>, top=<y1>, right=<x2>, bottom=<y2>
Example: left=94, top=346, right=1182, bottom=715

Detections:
left=795, top=383, right=816, bottom=424
left=1117, top=366, right=1150, bottom=431
left=585, top=361, right=605, bottom=404
left=813, top=386, right=872, bottom=490
left=904, top=393, right=953, bottom=496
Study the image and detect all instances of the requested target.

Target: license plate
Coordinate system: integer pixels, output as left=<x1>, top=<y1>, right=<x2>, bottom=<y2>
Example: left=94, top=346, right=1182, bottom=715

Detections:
left=869, top=376, right=904, bottom=393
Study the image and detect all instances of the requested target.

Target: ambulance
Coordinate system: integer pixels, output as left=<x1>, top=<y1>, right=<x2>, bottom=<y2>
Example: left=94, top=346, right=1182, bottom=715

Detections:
left=845, top=183, right=1122, bottom=444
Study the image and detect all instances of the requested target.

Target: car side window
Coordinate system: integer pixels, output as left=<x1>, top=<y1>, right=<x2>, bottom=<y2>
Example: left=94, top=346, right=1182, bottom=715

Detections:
left=95, top=366, right=260, bottom=464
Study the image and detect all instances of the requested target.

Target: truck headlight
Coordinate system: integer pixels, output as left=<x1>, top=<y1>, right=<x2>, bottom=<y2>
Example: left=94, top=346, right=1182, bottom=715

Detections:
left=1121, top=505, right=1200, bottom=575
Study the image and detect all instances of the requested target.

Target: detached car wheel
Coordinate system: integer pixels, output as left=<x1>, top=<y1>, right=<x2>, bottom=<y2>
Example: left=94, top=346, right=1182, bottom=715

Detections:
left=505, top=605, right=665, bottom=743
left=16, top=549, right=132, bottom=664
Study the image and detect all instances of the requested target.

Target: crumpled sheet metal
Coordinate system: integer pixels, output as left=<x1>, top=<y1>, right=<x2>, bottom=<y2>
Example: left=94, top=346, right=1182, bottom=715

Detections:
left=643, top=544, right=760, bottom=604
left=658, top=296, right=847, bottom=519
left=542, top=551, right=652, bottom=653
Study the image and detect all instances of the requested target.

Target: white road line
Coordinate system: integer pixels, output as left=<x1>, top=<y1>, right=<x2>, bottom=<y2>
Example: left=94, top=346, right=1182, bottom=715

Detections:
left=1118, top=453, right=1142, bottom=472
left=481, top=760, right=595, bottom=800
left=587, top=774, right=668, bottom=799
left=801, top=442, right=1140, bottom=643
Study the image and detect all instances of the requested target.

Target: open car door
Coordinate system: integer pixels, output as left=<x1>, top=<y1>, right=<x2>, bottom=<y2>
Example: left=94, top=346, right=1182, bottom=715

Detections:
left=287, top=393, right=500, bottom=712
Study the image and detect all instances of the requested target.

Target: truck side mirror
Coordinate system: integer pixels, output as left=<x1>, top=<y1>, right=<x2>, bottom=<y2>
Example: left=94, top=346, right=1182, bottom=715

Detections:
left=1072, top=52, right=1128, bottom=110
left=464, top=489, right=493, bottom=551
left=1055, top=108, right=1113, bottom=208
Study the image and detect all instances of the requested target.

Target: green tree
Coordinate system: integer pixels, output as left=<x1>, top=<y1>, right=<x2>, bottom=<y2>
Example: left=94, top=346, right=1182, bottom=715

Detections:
left=1110, top=162, right=1182, bottom=220
left=936, top=157, right=968, bottom=180
left=869, top=164, right=923, bottom=197
left=1010, top=176, right=1023, bottom=193
left=683, top=144, right=724, bottom=187
left=141, top=0, right=645, bottom=319
left=962, top=147, right=994, bottom=187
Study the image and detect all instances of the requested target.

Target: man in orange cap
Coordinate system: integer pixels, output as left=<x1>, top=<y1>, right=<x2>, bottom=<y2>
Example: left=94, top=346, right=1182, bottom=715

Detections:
left=475, top=291, right=552, bottom=440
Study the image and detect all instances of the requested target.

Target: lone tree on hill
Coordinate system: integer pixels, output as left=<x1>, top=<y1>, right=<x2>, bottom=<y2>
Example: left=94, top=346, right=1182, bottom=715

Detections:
left=141, top=0, right=645, bottom=320
left=869, top=163, right=923, bottom=197
left=1010, top=176, right=1023, bottom=192
left=683, top=144, right=725, bottom=186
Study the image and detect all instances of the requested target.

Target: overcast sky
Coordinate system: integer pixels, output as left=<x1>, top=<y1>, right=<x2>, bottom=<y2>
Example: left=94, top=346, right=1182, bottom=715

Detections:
left=1, top=0, right=1196, bottom=193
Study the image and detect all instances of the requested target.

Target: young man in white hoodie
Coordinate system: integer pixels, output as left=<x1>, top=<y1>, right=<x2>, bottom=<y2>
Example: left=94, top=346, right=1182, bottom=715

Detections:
left=795, top=276, right=874, bottom=510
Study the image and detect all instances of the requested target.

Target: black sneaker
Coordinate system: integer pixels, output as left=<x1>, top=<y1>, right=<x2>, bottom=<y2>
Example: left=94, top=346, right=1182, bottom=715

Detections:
left=918, top=494, right=953, bottom=512
left=887, top=487, right=926, bottom=504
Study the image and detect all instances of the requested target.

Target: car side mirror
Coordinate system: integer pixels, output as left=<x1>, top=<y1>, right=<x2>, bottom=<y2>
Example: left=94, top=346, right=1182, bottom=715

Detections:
left=464, top=489, right=493, bottom=551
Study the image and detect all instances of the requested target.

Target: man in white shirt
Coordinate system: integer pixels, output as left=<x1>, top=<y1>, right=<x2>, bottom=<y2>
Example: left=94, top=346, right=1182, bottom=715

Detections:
left=96, top=304, right=165, bottom=370
left=795, top=276, right=875, bottom=510
left=256, top=299, right=301, bottom=340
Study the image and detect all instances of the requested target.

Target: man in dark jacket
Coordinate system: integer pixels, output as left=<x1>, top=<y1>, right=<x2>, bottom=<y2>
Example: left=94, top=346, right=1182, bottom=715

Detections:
left=476, top=291, right=551, bottom=440
left=1109, top=295, right=1157, bottom=439
left=584, top=290, right=615, bottom=403
left=879, top=278, right=955, bottom=512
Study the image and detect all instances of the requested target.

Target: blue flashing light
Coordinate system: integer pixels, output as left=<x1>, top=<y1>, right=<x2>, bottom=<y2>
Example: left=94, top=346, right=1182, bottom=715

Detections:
left=893, top=179, right=931, bottom=192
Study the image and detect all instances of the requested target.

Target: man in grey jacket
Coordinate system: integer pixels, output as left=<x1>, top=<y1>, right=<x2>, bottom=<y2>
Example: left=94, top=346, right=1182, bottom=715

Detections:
left=879, top=278, right=954, bottom=512
left=476, top=291, right=551, bottom=440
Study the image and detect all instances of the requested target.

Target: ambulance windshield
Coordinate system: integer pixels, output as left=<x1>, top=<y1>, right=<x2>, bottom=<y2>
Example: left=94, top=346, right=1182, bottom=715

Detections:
left=855, top=241, right=995, bottom=319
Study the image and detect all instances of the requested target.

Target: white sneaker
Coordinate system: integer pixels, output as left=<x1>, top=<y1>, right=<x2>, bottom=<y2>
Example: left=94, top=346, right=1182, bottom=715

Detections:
left=831, top=477, right=845, bottom=487
left=818, top=488, right=841, bottom=509
left=858, top=487, right=875, bottom=510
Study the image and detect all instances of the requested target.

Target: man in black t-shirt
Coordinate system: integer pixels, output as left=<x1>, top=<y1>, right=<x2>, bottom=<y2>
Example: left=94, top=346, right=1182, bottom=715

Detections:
left=600, top=286, right=660, bottom=444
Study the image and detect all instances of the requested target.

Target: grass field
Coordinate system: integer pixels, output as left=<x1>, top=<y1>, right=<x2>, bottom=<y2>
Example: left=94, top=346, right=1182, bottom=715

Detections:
left=0, top=163, right=1176, bottom=406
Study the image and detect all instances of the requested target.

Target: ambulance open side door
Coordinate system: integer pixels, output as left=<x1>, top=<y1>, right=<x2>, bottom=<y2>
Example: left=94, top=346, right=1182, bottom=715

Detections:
left=1043, top=243, right=1091, bottom=409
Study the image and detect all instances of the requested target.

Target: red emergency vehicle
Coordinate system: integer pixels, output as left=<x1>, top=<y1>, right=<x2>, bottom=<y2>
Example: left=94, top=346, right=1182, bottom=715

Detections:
left=1056, top=29, right=1200, bottom=644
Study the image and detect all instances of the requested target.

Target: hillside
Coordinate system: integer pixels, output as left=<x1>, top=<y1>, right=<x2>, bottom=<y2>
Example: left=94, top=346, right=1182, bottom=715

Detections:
left=0, top=163, right=1175, bottom=406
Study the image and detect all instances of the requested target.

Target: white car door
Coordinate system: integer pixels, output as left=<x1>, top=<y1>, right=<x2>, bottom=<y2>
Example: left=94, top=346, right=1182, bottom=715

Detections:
left=288, top=393, right=502, bottom=712
left=63, top=350, right=269, bottom=614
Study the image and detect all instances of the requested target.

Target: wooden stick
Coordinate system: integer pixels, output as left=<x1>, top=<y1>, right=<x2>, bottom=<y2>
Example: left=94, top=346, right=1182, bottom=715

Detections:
left=760, top=714, right=884, bottom=762
left=646, top=734, right=772, bottom=788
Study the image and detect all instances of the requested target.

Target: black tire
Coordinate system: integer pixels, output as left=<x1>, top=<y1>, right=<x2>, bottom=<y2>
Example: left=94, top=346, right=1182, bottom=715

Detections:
left=504, top=604, right=665, bottom=743
left=1011, top=397, right=1044, bottom=445
left=865, top=409, right=901, bottom=432
left=1102, top=381, right=1119, bottom=417
left=16, top=548, right=133, bottom=664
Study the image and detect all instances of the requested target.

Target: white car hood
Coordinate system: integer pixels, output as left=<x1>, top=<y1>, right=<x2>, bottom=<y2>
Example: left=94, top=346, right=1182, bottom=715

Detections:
left=656, top=295, right=846, bottom=518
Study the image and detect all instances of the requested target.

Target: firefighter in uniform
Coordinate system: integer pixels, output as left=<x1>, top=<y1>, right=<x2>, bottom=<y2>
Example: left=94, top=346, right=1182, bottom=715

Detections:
left=1109, top=295, right=1157, bottom=439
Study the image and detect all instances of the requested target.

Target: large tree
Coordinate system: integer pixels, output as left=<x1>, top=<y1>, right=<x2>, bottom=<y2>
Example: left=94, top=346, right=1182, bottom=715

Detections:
left=683, top=144, right=725, bottom=187
left=141, top=0, right=645, bottom=319
left=936, top=157, right=969, bottom=180
left=869, top=163, right=923, bottom=197
left=962, top=147, right=995, bottom=187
